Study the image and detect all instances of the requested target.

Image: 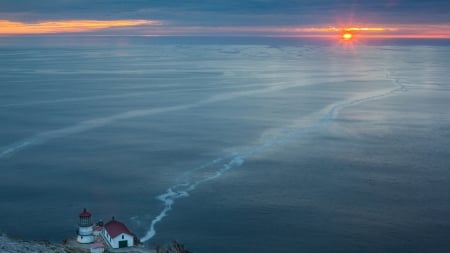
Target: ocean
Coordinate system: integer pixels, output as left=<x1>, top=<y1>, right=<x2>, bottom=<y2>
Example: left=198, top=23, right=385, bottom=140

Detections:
left=0, top=36, right=449, bottom=252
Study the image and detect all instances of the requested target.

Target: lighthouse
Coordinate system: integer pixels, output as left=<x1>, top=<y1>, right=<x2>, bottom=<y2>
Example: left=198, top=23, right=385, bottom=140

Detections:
left=77, top=208, right=95, bottom=243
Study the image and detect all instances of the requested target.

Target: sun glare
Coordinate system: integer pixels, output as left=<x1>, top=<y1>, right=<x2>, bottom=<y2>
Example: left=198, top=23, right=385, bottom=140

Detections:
left=342, top=32, right=353, bottom=41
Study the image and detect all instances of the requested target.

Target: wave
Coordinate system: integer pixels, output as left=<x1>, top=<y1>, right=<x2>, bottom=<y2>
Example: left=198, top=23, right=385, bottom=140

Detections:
left=139, top=70, right=408, bottom=242
left=0, top=80, right=303, bottom=159
left=0, top=68, right=408, bottom=242
left=0, top=92, right=154, bottom=108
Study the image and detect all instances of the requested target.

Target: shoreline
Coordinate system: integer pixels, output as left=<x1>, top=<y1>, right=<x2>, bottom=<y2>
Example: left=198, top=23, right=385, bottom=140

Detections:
left=0, top=231, right=192, bottom=253
left=0, top=232, right=68, bottom=253
left=0, top=232, right=157, bottom=253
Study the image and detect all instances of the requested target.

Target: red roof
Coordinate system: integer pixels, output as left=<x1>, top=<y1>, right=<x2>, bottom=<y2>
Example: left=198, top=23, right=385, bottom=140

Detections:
left=104, top=219, right=132, bottom=238
left=79, top=208, right=92, bottom=217
left=90, top=243, right=105, bottom=249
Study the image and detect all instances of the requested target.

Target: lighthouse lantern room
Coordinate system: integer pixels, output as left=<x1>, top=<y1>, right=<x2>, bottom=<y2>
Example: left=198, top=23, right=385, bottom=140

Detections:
left=77, top=208, right=95, bottom=244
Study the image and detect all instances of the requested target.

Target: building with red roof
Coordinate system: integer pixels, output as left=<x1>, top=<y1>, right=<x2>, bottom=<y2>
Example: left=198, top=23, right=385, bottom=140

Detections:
left=90, top=242, right=105, bottom=253
left=103, top=217, right=134, bottom=248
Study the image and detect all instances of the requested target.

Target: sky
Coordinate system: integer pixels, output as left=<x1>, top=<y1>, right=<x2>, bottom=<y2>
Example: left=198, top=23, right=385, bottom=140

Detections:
left=0, top=0, right=449, bottom=38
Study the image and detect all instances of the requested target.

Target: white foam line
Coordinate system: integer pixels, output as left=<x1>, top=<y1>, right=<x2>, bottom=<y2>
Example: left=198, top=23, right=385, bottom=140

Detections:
left=140, top=155, right=246, bottom=242
left=140, top=70, right=408, bottom=242
left=0, top=82, right=275, bottom=108
left=0, top=104, right=193, bottom=159
left=0, top=92, right=152, bottom=108
left=0, top=81, right=302, bottom=159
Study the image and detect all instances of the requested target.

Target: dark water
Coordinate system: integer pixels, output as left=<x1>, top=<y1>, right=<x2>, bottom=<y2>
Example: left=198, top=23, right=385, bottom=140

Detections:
left=0, top=37, right=449, bottom=252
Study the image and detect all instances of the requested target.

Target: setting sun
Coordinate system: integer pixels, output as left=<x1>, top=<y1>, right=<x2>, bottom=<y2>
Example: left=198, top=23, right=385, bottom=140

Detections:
left=342, top=32, right=353, bottom=41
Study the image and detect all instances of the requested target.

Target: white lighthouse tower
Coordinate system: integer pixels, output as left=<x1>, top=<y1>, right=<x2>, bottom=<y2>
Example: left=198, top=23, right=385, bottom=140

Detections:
left=77, top=208, right=95, bottom=244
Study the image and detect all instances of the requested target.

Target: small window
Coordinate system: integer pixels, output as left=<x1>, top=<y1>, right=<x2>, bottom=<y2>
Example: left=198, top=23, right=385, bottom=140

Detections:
left=122, top=235, right=124, bottom=239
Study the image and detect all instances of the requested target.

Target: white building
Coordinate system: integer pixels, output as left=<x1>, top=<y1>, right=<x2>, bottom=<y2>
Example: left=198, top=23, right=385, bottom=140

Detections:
left=90, top=242, right=105, bottom=253
left=103, top=217, right=134, bottom=248
left=93, top=225, right=103, bottom=236
left=77, top=208, right=95, bottom=244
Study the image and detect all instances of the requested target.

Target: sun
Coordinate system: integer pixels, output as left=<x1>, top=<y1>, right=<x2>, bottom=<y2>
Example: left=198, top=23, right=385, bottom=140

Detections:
left=341, top=32, right=353, bottom=41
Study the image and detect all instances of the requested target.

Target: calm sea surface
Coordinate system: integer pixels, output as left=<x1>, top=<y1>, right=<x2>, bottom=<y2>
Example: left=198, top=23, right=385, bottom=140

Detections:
left=0, top=37, right=449, bottom=252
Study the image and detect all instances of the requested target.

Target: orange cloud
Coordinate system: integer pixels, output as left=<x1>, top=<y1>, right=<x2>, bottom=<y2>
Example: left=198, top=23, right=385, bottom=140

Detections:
left=266, top=25, right=450, bottom=39
left=340, top=24, right=450, bottom=39
left=1, top=20, right=448, bottom=39
left=0, top=19, right=160, bottom=34
left=344, top=27, right=398, bottom=32
left=134, top=24, right=449, bottom=39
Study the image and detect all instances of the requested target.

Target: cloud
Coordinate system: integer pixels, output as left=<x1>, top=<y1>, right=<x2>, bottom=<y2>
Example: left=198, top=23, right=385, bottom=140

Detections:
left=0, top=0, right=448, bottom=37
left=0, top=19, right=160, bottom=35
left=1, top=18, right=448, bottom=39
left=0, top=0, right=448, bottom=26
